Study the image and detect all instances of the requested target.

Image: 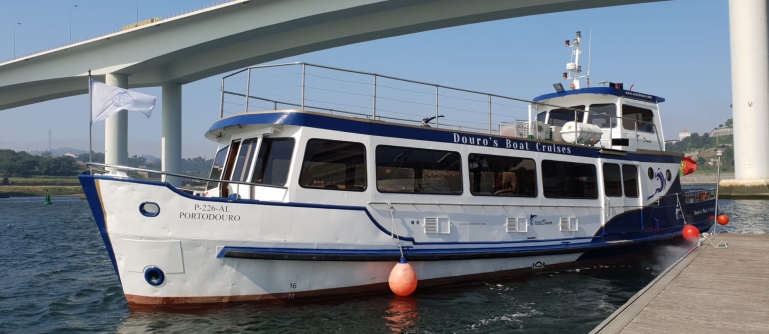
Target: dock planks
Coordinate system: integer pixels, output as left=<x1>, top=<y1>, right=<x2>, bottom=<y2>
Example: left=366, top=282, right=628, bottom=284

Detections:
left=591, top=233, right=769, bottom=334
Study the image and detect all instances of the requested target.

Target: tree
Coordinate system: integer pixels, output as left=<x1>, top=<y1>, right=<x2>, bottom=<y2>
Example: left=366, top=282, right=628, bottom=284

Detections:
left=1, top=177, right=8, bottom=185
left=697, top=157, right=707, bottom=167
left=725, top=118, right=733, bottom=127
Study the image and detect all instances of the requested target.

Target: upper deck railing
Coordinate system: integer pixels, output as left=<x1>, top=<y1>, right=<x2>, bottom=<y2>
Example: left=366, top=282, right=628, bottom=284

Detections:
left=220, top=62, right=662, bottom=150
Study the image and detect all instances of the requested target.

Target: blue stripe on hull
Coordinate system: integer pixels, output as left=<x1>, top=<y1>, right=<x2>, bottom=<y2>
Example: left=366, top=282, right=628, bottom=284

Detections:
left=78, top=172, right=121, bottom=282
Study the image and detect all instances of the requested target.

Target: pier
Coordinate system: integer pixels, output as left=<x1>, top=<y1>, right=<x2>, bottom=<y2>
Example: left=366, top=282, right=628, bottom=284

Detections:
left=591, top=233, right=769, bottom=333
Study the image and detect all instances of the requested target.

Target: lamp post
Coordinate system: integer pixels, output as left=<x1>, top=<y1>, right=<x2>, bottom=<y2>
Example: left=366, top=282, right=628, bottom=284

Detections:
left=714, top=149, right=723, bottom=235
left=70, top=5, right=78, bottom=43
left=13, top=22, right=21, bottom=58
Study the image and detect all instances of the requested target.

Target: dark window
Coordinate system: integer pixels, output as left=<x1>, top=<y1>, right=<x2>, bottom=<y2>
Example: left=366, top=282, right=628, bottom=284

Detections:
left=622, top=105, right=655, bottom=132
left=230, top=138, right=258, bottom=182
left=251, top=138, right=295, bottom=186
left=299, top=139, right=366, bottom=191
left=376, top=146, right=462, bottom=194
left=541, top=160, right=598, bottom=199
left=206, top=145, right=229, bottom=190
left=603, top=163, right=622, bottom=197
left=588, top=103, right=617, bottom=128
left=622, top=165, right=639, bottom=198
left=468, top=154, right=537, bottom=197
left=537, top=112, right=547, bottom=123
left=547, top=106, right=585, bottom=127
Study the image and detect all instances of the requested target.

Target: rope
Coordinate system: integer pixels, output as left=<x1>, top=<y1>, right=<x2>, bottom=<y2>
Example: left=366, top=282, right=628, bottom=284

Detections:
left=387, top=202, right=405, bottom=258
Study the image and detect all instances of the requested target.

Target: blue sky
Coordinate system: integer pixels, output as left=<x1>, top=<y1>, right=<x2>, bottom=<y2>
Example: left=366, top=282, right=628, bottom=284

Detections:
left=0, top=0, right=731, bottom=158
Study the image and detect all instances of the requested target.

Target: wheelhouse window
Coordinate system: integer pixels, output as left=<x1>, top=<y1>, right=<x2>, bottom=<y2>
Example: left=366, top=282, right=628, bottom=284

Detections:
left=230, top=138, right=258, bottom=182
left=251, top=138, right=295, bottom=186
left=376, top=146, right=462, bottom=194
left=588, top=103, right=617, bottom=128
left=468, top=154, right=537, bottom=197
left=622, top=165, right=639, bottom=198
left=206, top=145, right=229, bottom=191
left=547, top=105, right=585, bottom=127
left=603, top=163, right=622, bottom=197
left=541, top=160, right=598, bottom=199
left=622, top=105, right=655, bottom=132
left=299, top=139, right=366, bottom=191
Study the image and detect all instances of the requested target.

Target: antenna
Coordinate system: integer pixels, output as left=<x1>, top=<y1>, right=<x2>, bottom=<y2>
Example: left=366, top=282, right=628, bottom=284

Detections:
left=587, top=29, right=592, bottom=88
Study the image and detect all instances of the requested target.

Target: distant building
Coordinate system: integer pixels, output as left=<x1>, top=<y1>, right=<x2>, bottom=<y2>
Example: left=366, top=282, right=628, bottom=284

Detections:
left=679, top=130, right=691, bottom=141
left=64, top=153, right=77, bottom=158
left=710, top=127, right=733, bottom=137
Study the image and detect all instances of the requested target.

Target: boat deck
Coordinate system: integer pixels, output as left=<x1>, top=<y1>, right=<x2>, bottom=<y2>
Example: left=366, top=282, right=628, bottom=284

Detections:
left=591, top=233, right=769, bottom=333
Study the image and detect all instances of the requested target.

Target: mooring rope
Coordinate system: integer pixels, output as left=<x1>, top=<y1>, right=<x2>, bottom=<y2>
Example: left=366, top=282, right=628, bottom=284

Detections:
left=387, top=202, right=405, bottom=258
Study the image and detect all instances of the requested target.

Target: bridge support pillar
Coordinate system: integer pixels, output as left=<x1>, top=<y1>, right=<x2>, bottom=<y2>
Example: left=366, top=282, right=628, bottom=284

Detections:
left=104, top=73, right=128, bottom=169
left=722, top=0, right=769, bottom=198
left=162, top=82, right=182, bottom=187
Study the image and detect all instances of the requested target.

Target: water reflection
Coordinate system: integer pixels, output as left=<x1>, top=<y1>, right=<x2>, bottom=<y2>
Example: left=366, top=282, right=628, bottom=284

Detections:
left=384, top=297, right=419, bottom=333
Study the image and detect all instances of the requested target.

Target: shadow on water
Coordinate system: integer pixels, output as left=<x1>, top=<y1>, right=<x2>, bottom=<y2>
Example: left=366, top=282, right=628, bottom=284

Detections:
left=0, top=197, right=762, bottom=333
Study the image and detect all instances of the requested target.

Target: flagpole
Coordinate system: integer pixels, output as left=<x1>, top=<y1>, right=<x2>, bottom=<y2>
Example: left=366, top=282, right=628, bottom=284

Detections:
left=88, top=69, right=92, bottom=163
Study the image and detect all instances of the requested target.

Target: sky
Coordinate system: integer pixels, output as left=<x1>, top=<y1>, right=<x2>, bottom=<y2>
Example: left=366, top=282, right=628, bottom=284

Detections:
left=0, top=0, right=732, bottom=158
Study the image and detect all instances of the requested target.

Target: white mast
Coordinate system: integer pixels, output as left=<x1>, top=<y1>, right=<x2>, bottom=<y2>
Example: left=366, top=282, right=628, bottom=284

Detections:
left=564, top=31, right=589, bottom=90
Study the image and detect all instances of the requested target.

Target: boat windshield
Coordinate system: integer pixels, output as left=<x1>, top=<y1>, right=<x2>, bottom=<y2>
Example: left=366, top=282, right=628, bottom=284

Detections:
left=547, top=106, right=585, bottom=127
left=206, top=145, right=229, bottom=191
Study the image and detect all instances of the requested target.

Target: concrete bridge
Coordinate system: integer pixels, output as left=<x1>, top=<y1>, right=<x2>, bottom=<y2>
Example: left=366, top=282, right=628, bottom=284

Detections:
left=0, top=0, right=766, bottom=194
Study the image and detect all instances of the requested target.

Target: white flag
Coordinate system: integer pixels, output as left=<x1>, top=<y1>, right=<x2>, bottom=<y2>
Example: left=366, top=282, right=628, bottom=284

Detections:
left=90, top=78, right=157, bottom=123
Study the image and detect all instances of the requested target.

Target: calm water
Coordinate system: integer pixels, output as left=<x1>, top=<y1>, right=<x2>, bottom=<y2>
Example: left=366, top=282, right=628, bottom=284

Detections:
left=1, top=196, right=766, bottom=333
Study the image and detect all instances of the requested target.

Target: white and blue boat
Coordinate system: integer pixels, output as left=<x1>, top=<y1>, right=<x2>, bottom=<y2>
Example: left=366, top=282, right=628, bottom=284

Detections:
left=80, top=32, right=715, bottom=308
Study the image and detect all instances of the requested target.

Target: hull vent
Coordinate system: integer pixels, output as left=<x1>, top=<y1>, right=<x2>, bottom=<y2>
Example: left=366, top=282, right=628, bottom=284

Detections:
left=506, top=217, right=528, bottom=233
left=559, top=217, right=579, bottom=232
left=424, top=217, right=450, bottom=234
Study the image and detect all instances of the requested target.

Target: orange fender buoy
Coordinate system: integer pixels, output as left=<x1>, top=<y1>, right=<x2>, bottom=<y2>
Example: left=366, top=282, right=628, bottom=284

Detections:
left=682, top=225, right=700, bottom=241
left=389, top=257, right=418, bottom=297
left=717, top=214, right=729, bottom=226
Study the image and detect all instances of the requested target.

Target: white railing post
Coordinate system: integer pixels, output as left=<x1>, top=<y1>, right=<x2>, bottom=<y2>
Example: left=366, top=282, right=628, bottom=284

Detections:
left=301, top=63, right=306, bottom=110
left=435, top=86, right=439, bottom=128
left=373, top=74, right=377, bottom=118
left=219, top=77, right=225, bottom=119
left=488, top=95, right=492, bottom=134
left=245, top=68, right=251, bottom=113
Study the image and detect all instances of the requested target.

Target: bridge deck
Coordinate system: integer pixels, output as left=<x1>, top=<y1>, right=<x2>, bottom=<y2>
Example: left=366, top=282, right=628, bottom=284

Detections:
left=591, top=233, right=769, bottom=334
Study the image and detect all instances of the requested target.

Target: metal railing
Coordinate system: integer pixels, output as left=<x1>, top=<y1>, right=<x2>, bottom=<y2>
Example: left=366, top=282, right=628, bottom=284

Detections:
left=221, top=62, right=663, bottom=150
left=87, top=163, right=287, bottom=197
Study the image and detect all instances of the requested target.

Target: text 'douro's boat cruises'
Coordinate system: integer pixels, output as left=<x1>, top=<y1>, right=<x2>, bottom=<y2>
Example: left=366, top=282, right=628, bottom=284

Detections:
left=79, top=31, right=715, bottom=308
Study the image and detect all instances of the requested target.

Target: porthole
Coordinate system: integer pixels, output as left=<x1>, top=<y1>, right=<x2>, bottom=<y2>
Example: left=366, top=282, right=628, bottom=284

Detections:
left=666, top=170, right=672, bottom=181
left=144, top=266, right=165, bottom=286
left=647, top=167, right=654, bottom=180
left=139, top=202, right=160, bottom=217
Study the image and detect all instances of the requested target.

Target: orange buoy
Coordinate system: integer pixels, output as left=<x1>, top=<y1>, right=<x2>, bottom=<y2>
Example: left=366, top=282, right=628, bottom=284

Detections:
left=717, top=214, right=730, bottom=226
left=389, top=257, right=418, bottom=297
left=682, top=225, right=700, bottom=241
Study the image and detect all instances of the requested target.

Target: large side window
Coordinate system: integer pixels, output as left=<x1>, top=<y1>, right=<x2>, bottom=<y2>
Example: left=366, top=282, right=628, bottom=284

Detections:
left=622, top=105, right=655, bottom=132
left=588, top=103, right=617, bottom=128
left=251, top=138, right=295, bottom=186
left=376, top=146, right=462, bottom=194
left=622, top=165, right=639, bottom=198
left=541, top=160, right=598, bottom=199
left=230, top=138, right=258, bottom=182
left=603, top=163, right=622, bottom=197
left=547, top=106, right=585, bottom=127
left=299, top=139, right=366, bottom=191
left=468, top=154, right=537, bottom=197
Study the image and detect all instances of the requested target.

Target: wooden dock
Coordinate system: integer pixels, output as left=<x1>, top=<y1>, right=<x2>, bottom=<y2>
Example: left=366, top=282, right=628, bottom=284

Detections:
left=592, top=233, right=769, bottom=334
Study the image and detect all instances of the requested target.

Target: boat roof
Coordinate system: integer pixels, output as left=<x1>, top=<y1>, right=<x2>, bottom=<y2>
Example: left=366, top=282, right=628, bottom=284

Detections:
left=532, top=87, right=665, bottom=104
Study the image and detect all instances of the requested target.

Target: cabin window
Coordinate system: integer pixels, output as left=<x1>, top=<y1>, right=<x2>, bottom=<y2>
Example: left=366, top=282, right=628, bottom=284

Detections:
left=541, top=160, right=598, bottom=199
left=468, top=154, right=537, bottom=197
left=537, top=112, right=547, bottom=123
left=376, top=146, right=462, bottom=194
left=603, top=163, right=622, bottom=197
left=622, top=165, right=639, bottom=198
left=547, top=105, right=585, bottom=127
left=622, top=105, right=655, bottom=132
left=205, top=145, right=229, bottom=191
left=251, top=138, right=295, bottom=186
left=299, top=139, right=366, bottom=191
left=230, top=138, right=258, bottom=182
left=588, top=104, right=617, bottom=128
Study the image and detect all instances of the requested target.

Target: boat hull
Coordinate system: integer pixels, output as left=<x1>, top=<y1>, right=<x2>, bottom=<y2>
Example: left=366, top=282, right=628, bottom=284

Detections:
left=79, top=173, right=714, bottom=309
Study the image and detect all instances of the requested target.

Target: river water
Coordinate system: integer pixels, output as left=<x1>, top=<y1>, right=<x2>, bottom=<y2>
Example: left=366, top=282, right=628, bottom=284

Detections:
left=1, top=196, right=766, bottom=333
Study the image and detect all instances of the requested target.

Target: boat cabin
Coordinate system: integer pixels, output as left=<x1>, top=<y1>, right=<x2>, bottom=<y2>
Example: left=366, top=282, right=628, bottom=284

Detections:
left=529, top=87, right=666, bottom=152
